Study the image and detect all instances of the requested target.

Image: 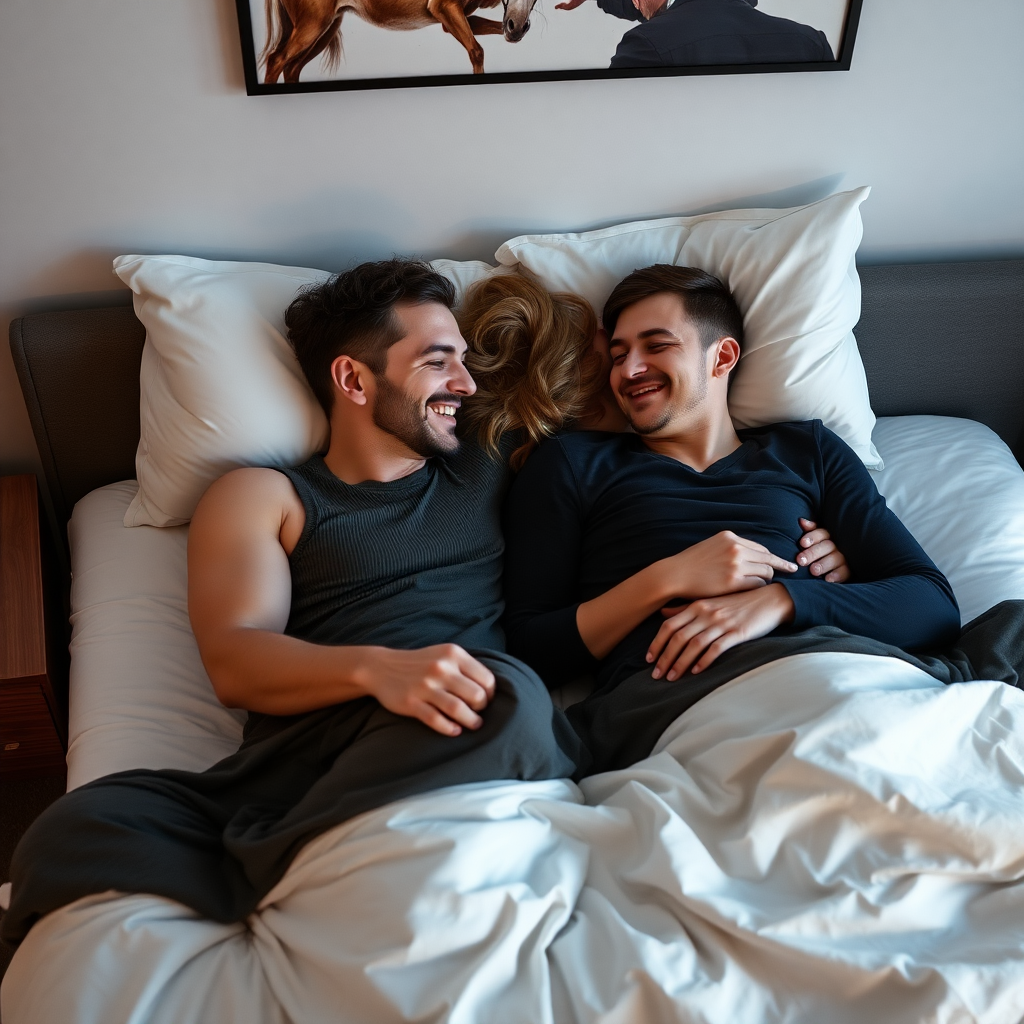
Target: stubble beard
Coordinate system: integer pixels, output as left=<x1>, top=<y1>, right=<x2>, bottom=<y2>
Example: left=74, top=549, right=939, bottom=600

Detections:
left=371, top=373, right=460, bottom=458
left=626, top=371, right=708, bottom=436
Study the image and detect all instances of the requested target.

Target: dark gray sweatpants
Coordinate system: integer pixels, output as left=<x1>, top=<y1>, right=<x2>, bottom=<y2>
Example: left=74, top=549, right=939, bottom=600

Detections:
left=2, top=650, right=585, bottom=948
left=569, top=600, right=1024, bottom=775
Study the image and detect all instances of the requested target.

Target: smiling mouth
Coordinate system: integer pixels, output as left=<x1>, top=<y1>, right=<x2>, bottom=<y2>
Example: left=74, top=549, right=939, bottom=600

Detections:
left=623, top=382, right=665, bottom=401
left=427, top=401, right=460, bottom=422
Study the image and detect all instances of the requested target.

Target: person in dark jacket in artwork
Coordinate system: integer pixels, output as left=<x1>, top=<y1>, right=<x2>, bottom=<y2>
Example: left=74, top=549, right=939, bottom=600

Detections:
left=556, top=0, right=834, bottom=69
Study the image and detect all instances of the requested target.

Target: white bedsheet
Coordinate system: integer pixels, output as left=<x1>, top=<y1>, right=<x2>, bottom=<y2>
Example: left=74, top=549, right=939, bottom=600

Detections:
left=6, top=652, right=1024, bottom=1023
left=870, top=416, right=1024, bottom=625
left=64, top=480, right=244, bottom=788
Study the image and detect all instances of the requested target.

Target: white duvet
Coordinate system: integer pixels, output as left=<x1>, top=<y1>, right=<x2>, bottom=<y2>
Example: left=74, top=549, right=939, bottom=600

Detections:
left=6, top=651, right=1024, bottom=1024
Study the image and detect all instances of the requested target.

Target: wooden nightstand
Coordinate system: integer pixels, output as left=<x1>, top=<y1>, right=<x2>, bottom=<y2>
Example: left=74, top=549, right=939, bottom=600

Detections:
left=0, top=475, right=67, bottom=779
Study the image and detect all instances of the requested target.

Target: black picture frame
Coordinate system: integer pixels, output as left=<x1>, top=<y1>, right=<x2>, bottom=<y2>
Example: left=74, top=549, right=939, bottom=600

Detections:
left=236, top=0, right=863, bottom=95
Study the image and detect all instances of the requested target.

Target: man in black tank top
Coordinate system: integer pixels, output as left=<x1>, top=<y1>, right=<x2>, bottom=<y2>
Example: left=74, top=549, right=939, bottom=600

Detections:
left=3, top=260, right=585, bottom=947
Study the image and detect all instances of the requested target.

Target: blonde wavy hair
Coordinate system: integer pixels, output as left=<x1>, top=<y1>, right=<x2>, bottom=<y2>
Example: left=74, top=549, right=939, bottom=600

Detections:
left=458, top=271, right=607, bottom=470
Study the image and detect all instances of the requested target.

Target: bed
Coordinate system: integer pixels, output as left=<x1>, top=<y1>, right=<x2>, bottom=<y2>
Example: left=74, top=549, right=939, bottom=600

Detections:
left=4, top=235, right=1024, bottom=1022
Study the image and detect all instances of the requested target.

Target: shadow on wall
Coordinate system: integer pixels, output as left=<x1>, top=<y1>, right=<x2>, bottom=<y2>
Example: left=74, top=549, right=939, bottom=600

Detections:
left=14, top=234, right=400, bottom=319
left=441, top=174, right=848, bottom=260
left=213, top=0, right=248, bottom=92
left=15, top=175, right=849, bottom=321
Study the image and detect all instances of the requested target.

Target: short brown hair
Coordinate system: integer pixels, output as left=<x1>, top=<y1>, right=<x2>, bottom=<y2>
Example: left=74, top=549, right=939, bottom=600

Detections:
left=602, top=265, right=744, bottom=352
left=285, top=258, right=456, bottom=415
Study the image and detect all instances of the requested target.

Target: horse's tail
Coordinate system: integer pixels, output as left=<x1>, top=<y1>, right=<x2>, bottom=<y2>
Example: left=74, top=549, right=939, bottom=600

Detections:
left=322, top=13, right=345, bottom=72
left=260, top=0, right=282, bottom=70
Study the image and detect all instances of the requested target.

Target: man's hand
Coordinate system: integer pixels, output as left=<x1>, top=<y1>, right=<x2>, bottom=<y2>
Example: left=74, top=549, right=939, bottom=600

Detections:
left=554, top=0, right=587, bottom=10
left=575, top=526, right=839, bottom=664
left=361, top=644, right=496, bottom=737
left=659, top=530, right=798, bottom=600
left=647, top=584, right=795, bottom=680
left=798, top=518, right=850, bottom=582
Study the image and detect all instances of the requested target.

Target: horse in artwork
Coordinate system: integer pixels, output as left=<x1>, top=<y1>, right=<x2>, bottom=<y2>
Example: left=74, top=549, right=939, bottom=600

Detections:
left=261, top=0, right=539, bottom=81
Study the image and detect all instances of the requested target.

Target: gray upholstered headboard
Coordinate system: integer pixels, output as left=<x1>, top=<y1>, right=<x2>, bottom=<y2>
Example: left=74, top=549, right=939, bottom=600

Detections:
left=10, top=259, right=1024, bottom=540
left=855, top=261, right=1023, bottom=446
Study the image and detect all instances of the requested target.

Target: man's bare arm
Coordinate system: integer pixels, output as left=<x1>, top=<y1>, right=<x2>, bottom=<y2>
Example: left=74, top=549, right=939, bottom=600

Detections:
left=187, top=468, right=494, bottom=736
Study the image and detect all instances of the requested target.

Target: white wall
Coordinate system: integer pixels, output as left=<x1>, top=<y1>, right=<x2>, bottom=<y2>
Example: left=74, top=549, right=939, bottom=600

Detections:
left=1, top=0, right=1022, bottom=476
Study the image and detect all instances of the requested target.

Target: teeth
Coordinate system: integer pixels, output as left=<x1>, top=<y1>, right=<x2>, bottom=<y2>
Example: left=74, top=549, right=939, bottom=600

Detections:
left=631, top=385, right=661, bottom=397
left=430, top=404, right=457, bottom=417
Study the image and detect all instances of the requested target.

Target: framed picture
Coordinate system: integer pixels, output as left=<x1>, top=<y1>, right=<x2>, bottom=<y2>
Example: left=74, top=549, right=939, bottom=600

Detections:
left=236, top=0, right=863, bottom=94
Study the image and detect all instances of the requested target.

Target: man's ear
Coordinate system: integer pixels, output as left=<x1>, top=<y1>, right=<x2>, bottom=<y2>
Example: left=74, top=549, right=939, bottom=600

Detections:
left=710, top=337, right=740, bottom=380
left=330, top=354, right=371, bottom=407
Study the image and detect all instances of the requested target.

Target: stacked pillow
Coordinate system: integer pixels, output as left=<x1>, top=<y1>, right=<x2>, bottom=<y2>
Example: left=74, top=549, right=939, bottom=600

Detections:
left=114, top=187, right=877, bottom=529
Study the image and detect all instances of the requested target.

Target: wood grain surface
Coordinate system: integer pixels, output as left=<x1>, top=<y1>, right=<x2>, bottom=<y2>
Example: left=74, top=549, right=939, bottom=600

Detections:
left=0, top=475, right=65, bottom=778
left=1, top=476, right=46, bottom=680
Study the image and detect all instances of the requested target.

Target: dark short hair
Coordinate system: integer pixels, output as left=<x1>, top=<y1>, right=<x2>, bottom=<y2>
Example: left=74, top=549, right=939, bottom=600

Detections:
left=601, top=265, right=745, bottom=353
left=285, top=258, right=456, bottom=415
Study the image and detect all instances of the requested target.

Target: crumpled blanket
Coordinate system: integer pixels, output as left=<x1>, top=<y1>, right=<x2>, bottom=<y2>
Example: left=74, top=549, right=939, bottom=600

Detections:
left=6, top=642, right=1024, bottom=1023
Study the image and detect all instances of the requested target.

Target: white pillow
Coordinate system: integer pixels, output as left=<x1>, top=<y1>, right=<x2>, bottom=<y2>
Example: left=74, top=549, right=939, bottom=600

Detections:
left=495, top=188, right=882, bottom=469
left=114, top=254, right=499, bottom=527
left=870, top=416, right=1024, bottom=625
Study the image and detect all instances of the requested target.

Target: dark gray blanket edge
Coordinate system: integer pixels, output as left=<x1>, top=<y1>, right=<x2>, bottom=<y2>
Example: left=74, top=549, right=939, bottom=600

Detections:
left=568, top=600, right=1024, bottom=775
left=1, top=650, right=583, bottom=948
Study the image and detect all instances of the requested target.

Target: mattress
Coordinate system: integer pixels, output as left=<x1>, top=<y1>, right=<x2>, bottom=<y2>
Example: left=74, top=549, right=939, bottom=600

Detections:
left=63, top=415, right=1024, bottom=789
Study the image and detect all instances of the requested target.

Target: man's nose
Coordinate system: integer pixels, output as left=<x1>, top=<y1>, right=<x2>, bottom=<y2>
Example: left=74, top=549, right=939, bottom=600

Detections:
left=451, top=361, right=477, bottom=396
left=622, top=350, right=648, bottom=377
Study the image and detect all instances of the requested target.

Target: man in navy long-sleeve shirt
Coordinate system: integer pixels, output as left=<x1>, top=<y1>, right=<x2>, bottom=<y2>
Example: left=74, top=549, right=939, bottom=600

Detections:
left=502, top=265, right=961, bottom=695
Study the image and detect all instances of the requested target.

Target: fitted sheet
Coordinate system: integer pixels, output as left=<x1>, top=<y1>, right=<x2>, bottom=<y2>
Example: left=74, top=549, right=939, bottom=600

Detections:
left=63, top=416, right=1024, bottom=789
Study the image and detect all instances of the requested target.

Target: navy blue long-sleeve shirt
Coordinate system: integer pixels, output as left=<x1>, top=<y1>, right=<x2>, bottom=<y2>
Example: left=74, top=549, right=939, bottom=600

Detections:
left=502, top=421, right=960, bottom=690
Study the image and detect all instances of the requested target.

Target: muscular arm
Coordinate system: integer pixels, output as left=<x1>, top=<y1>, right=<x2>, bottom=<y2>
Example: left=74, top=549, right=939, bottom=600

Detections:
left=188, top=468, right=494, bottom=734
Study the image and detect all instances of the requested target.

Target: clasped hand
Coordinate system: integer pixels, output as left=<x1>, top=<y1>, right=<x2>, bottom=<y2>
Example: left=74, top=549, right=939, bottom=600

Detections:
left=648, top=519, right=848, bottom=679
left=647, top=586, right=794, bottom=680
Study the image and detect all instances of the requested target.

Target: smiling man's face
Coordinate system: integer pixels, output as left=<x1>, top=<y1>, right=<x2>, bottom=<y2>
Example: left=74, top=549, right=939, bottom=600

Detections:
left=608, top=292, right=714, bottom=437
left=369, top=301, right=477, bottom=457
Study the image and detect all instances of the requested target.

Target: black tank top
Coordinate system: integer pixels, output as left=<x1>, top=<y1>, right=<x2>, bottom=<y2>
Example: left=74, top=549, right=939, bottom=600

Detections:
left=279, top=440, right=509, bottom=653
